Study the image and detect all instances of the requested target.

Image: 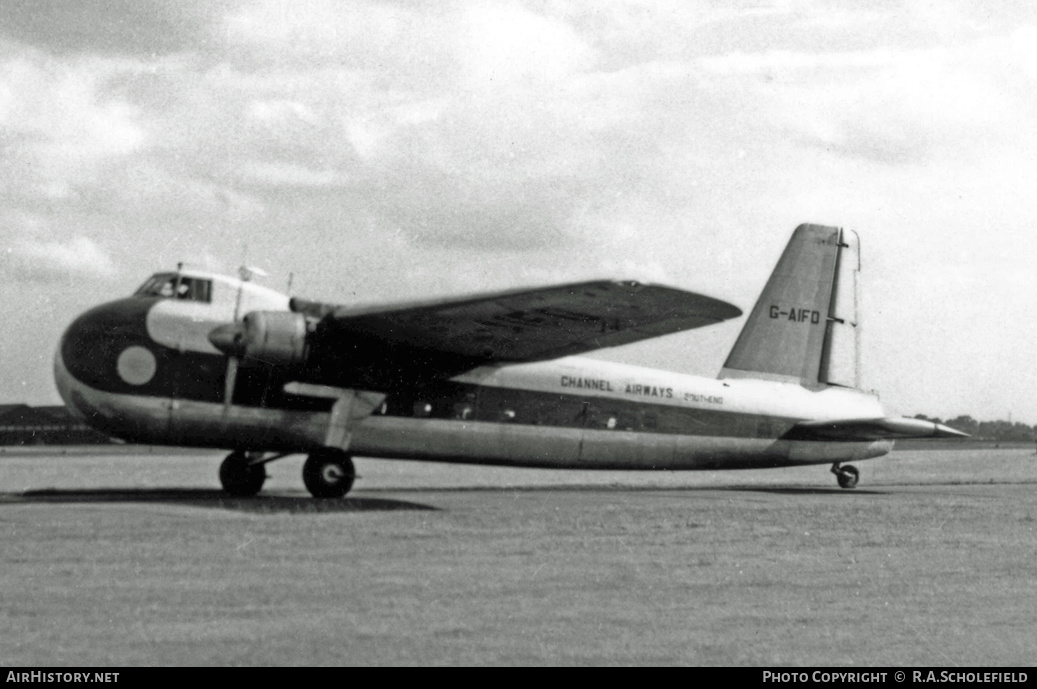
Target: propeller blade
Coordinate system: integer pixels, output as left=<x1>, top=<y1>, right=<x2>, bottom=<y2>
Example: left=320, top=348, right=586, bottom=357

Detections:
left=224, top=356, right=239, bottom=408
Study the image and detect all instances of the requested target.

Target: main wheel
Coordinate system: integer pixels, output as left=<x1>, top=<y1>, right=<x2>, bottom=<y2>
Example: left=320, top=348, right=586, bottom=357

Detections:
left=836, top=464, right=860, bottom=489
left=303, top=450, right=355, bottom=498
left=219, top=451, right=266, bottom=496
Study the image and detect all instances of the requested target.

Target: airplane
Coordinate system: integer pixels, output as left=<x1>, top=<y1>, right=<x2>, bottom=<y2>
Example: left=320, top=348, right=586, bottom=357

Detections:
left=53, top=223, right=966, bottom=498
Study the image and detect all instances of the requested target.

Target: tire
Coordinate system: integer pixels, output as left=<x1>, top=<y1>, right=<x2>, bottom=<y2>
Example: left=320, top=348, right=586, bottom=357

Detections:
left=836, top=465, right=860, bottom=489
left=303, top=450, right=355, bottom=498
left=219, top=451, right=266, bottom=496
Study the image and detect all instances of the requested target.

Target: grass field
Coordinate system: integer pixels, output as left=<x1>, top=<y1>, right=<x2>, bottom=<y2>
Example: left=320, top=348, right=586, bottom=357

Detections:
left=1, top=446, right=1035, bottom=666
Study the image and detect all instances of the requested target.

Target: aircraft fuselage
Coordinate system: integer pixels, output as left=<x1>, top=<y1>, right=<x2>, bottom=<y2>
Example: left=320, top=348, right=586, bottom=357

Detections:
left=54, top=292, right=892, bottom=471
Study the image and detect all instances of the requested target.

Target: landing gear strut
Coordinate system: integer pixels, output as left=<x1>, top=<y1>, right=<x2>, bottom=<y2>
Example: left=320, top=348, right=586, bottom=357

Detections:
left=219, top=450, right=267, bottom=496
left=303, top=449, right=355, bottom=498
left=831, top=463, right=859, bottom=489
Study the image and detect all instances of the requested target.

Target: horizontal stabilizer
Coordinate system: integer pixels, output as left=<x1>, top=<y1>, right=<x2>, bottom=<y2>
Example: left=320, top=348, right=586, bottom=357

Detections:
left=785, top=417, right=969, bottom=441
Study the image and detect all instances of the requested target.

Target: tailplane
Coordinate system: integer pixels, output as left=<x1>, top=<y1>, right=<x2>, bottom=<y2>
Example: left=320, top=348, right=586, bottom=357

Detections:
left=785, top=416, right=969, bottom=441
left=719, top=224, right=860, bottom=388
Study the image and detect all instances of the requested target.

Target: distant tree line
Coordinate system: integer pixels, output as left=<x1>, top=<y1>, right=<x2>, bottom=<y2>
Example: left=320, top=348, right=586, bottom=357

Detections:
left=914, top=414, right=1037, bottom=442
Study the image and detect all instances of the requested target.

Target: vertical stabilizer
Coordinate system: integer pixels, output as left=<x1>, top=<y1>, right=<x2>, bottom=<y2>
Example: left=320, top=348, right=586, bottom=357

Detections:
left=719, top=224, right=859, bottom=388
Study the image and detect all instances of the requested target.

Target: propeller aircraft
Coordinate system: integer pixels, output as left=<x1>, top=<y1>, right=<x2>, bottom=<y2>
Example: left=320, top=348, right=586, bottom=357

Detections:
left=54, top=224, right=966, bottom=498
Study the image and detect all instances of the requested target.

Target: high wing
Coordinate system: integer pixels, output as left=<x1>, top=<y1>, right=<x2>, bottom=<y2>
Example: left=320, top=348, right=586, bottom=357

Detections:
left=785, top=417, right=970, bottom=441
left=291, top=280, right=742, bottom=390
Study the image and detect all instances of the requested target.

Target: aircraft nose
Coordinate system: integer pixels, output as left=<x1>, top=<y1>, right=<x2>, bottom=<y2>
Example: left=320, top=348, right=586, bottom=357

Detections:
left=56, top=297, right=159, bottom=397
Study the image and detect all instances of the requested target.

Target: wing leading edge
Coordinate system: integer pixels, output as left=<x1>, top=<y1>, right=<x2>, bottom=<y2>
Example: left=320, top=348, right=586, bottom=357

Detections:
left=292, top=280, right=742, bottom=389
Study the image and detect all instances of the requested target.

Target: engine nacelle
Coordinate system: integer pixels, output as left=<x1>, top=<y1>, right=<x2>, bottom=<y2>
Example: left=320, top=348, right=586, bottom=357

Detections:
left=239, top=311, right=310, bottom=367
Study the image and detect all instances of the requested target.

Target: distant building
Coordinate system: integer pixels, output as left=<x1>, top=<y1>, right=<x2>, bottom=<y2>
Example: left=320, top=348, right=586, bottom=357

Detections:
left=0, top=404, right=115, bottom=445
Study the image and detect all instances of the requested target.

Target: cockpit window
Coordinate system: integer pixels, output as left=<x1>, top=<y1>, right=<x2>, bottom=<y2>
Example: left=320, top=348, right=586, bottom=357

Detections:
left=134, top=273, right=212, bottom=303
left=134, top=274, right=175, bottom=297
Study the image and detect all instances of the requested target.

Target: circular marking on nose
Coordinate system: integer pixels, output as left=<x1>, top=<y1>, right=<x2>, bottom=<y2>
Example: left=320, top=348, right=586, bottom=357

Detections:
left=116, top=346, right=157, bottom=386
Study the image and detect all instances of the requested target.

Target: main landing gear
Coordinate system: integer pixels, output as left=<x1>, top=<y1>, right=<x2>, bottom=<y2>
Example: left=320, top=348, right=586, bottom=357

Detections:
left=831, top=462, right=859, bottom=489
left=218, top=448, right=356, bottom=499
left=302, top=449, right=356, bottom=499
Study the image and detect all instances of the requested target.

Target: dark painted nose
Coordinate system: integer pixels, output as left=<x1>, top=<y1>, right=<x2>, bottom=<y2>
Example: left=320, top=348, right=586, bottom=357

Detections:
left=57, top=297, right=159, bottom=394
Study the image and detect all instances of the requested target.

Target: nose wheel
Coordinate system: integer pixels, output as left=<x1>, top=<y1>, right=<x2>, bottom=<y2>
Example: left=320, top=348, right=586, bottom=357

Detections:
left=831, top=463, right=859, bottom=489
left=303, top=449, right=356, bottom=498
left=219, top=450, right=267, bottom=496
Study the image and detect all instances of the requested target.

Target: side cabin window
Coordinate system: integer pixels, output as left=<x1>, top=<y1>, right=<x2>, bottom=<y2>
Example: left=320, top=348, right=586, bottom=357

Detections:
left=134, top=273, right=212, bottom=303
left=177, top=276, right=212, bottom=303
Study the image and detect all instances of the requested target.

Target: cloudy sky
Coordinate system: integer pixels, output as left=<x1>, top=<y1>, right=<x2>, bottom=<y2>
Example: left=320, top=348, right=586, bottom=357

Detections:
left=2, top=0, right=1035, bottom=424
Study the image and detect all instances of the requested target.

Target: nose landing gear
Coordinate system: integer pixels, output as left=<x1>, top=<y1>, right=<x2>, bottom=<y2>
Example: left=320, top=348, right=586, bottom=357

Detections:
left=219, top=450, right=267, bottom=496
left=831, top=463, right=859, bottom=489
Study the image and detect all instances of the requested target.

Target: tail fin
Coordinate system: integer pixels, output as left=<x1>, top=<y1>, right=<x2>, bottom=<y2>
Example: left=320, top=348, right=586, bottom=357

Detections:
left=719, top=223, right=860, bottom=388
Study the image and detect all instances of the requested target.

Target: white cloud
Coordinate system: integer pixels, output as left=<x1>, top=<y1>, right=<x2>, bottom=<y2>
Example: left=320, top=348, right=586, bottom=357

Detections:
left=697, top=47, right=902, bottom=76
left=692, top=36, right=1037, bottom=167
left=249, top=98, right=320, bottom=127
left=0, top=51, right=147, bottom=202
left=7, top=236, right=117, bottom=282
left=0, top=54, right=146, bottom=154
left=1006, top=25, right=1037, bottom=78
left=223, top=1, right=595, bottom=92
left=343, top=98, right=448, bottom=162
left=237, top=161, right=350, bottom=188
left=457, top=3, right=594, bottom=89
left=222, top=0, right=454, bottom=85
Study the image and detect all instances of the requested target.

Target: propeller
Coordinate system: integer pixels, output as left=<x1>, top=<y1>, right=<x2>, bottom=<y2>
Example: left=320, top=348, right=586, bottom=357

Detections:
left=209, top=265, right=306, bottom=411
left=209, top=321, right=246, bottom=410
left=211, top=265, right=266, bottom=411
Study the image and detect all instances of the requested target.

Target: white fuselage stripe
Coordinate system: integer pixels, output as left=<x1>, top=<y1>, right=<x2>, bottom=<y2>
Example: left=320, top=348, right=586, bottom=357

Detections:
left=56, top=352, right=893, bottom=469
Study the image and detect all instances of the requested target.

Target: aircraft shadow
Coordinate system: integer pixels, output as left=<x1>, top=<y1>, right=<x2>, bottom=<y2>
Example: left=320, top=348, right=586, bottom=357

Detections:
left=721, top=486, right=885, bottom=496
left=2, top=488, right=437, bottom=514
left=361, top=484, right=886, bottom=496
